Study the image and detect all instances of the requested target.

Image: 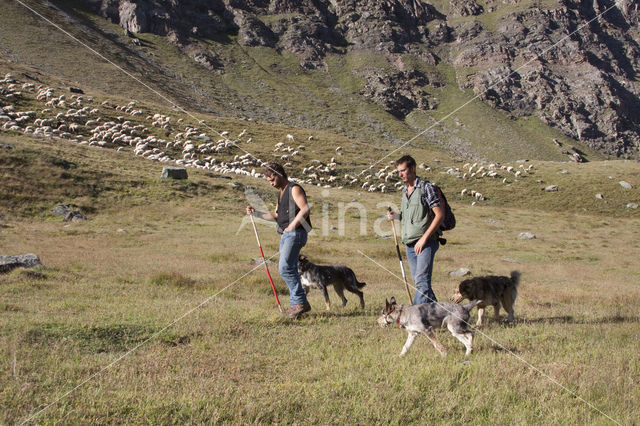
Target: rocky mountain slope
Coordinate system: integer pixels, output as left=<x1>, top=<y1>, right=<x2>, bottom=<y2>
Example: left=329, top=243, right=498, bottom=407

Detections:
left=2, top=0, right=639, bottom=160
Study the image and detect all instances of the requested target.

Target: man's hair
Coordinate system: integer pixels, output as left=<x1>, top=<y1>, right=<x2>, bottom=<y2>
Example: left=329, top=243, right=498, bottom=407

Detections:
left=395, top=155, right=416, bottom=169
left=264, top=162, right=287, bottom=179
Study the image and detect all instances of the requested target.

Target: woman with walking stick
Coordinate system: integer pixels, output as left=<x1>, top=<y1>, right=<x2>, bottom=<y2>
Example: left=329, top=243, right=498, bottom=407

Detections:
left=246, top=162, right=312, bottom=319
left=387, top=155, right=444, bottom=305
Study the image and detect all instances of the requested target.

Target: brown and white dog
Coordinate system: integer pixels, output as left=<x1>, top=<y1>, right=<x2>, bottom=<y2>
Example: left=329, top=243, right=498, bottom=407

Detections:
left=377, top=297, right=481, bottom=358
left=450, top=271, right=521, bottom=326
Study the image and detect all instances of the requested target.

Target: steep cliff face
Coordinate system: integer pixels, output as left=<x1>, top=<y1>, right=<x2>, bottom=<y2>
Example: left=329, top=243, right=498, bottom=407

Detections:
left=86, top=0, right=640, bottom=157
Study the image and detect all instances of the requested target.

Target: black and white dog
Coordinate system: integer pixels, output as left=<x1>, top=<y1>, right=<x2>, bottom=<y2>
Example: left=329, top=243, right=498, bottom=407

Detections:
left=377, top=297, right=481, bottom=358
left=298, top=255, right=366, bottom=310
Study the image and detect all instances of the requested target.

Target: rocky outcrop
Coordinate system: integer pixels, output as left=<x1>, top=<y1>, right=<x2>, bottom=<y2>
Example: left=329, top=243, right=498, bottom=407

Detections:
left=456, top=4, right=640, bottom=156
left=85, top=0, right=640, bottom=157
left=360, top=70, right=432, bottom=118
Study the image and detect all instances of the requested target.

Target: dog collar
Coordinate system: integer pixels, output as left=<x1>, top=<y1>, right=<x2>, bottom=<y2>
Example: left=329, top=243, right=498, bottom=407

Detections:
left=396, top=306, right=404, bottom=328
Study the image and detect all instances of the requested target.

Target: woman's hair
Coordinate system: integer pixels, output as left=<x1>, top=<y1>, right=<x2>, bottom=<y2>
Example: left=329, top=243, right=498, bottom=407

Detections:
left=264, top=162, right=287, bottom=179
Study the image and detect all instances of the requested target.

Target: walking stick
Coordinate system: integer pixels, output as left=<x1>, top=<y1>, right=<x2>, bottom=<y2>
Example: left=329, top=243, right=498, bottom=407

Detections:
left=388, top=207, right=413, bottom=304
left=249, top=213, right=283, bottom=313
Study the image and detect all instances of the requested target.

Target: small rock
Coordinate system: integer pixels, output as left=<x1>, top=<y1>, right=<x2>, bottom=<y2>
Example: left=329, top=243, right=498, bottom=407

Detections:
left=161, top=166, right=188, bottom=179
left=69, top=87, right=84, bottom=94
left=0, top=254, right=43, bottom=274
left=503, top=258, right=518, bottom=264
left=228, top=181, right=244, bottom=190
left=619, top=181, right=632, bottom=190
left=0, top=141, right=14, bottom=150
left=487, top=219, right=501, bottom=226
left=543, top=185, right=559, bottom=192
left=627, top=203, right=638, bottom=209
left=449, top=267, right=471, bottom=277
left=560, top=170, right=569, bottom=174
left=117, top=228, right=126, bottom=233
left=595, top=193, right=604, bottom=199
left=64, top=211, right=86, bottom=222
left=518, top=232, right=536, bottom=240
left=52, top=204, right=71, bottom=217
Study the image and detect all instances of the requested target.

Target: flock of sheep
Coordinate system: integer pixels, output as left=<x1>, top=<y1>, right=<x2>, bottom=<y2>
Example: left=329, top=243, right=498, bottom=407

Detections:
left=0, top=73, right=534, bottom=198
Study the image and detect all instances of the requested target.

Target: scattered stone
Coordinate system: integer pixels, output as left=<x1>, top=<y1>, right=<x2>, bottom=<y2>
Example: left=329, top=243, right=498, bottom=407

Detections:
left=69, top=87, right=84, bottom=94
left=161, top=166, right=188, bottom=179
left=0, top=141, right=14, bottom=149
left=487, top=219, right=501, bottom=226
left=627, top=203, right=638, bottom=209
left=117, top=228, right=126, bottom=233
left=503, top=258, right=518, bottom=264
left=228, top=181, right=244, bottom=190
left=619, top=181, right=632, bottom=189
left=543, top=185, right=559, bottom=192
left=0, top=254, right=42, bottom=274
left=449, top=267, right=471, bottom=277
left=560, top=170, right=569, bottom=174
left=63, top=211, right=86, bottom=222
left=52, top=204, right=71, bottom=217
left=595, top=193, right=604, bottom=199
left=518, top=232, right=536, bottom=240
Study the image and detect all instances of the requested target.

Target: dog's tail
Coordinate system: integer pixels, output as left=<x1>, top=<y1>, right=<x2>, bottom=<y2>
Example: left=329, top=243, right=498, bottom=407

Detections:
left=462, top=299, right=482, bottom=312
left=349, top=270, right=366, bottom=288
left=509, top=270, right=521, bottom=307
left=510, top=270, right=521, bottom=288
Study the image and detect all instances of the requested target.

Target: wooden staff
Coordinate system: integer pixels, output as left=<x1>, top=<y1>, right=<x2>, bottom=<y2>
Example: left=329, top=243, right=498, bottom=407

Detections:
left=388, top=207, right=413, bottom=304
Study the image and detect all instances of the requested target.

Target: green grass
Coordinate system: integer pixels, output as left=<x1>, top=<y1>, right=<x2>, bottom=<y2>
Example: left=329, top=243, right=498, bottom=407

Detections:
left=1, top=128, right=639, bottom=423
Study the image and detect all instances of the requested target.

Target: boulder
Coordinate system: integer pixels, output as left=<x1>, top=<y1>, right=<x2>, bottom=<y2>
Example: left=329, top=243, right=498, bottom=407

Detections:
left=52, top=204, right=71, bottom=217
left=518, top=232, right=536, bottom=240
left=619, top=181, right=632, bottom=189
left=64, top=211, right=86, bottom=222
left=0, top=254, right=42, bottom=274
left=161, top=166, right=188, bottom=179
left=449, top=267, right=471, bottom=277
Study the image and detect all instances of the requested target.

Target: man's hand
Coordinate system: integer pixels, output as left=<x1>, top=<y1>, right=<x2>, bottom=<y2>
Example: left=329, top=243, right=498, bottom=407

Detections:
left=414, top=236, right=427, bottom=254
left=246, top=206, right=255, bottom=215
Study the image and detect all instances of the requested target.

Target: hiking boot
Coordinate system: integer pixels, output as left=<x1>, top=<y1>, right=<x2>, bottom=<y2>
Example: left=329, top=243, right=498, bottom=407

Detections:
left=287, top=301, right=311, bottom=319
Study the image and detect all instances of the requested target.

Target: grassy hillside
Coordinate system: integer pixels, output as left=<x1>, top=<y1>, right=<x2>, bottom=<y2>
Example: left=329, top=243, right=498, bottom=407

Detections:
left=0, top=0, right=605, bottom=162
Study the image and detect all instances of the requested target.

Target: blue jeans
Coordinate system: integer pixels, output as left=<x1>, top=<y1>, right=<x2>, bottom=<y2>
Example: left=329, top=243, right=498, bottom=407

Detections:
left=279, top=228, right=308, bottom=307
left=405, top=238, right=439, bottom=305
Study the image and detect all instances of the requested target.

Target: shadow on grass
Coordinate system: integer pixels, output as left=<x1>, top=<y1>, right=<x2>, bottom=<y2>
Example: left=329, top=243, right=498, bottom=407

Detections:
left=24, top=322, right=198, bottom=353
left=518, top=315, right=640, bottom=325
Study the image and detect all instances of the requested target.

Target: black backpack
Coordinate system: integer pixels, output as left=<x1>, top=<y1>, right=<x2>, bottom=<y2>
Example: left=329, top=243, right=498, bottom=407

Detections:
left=433, top=185, right=456, bottom=232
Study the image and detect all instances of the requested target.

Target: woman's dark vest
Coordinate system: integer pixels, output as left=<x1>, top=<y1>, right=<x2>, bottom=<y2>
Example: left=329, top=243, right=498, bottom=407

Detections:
left=276, top=182, right=311, bottom=233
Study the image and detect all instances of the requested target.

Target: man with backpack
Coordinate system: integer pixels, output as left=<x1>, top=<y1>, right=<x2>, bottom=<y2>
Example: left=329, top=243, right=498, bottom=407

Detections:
left=387, top=155, right=444, bottom=305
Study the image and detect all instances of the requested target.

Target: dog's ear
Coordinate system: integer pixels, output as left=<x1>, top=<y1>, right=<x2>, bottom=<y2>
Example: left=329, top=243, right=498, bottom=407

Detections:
left=390, top=296, right=396, bottom=305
